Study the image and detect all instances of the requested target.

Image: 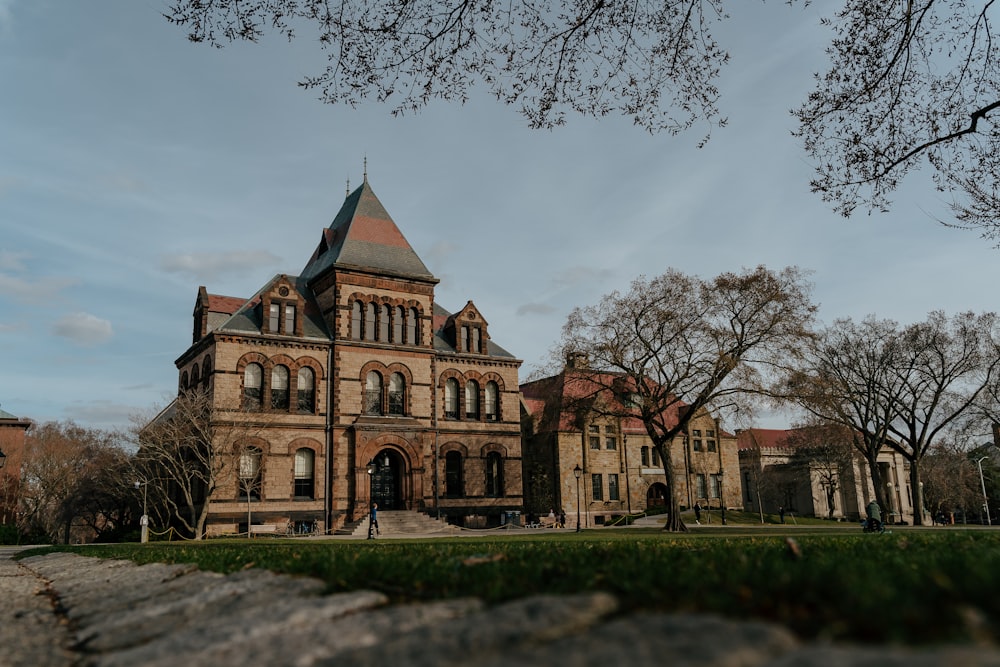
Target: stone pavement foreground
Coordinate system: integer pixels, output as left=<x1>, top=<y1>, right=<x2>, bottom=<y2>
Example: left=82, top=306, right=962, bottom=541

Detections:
left=3, top=551, right=1000, bottom=666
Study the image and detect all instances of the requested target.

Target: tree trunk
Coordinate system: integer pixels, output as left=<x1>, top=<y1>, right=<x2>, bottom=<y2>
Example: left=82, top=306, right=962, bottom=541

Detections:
left=657, top=442, right=688, bottom=532
left=909, top=460, right=926, bottom=526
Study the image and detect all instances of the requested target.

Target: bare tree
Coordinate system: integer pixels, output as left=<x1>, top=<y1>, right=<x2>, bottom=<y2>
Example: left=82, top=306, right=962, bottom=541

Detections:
left=922, top=441, right=982, bottom=522
left=559, top=265, right=816, bottom=531
left=166, top=2, right=999, bottom=233
left=794, top=1, right=1000, bottom=238
left=19, top=422, right=133, bottom=544
left=133, top=389, right=267, bottom=540
left=783, top=316, right=904, bottom=513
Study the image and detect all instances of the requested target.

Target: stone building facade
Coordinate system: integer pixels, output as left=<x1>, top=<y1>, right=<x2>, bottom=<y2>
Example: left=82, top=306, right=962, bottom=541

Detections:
left=171, top=179, right=523, bottom=535
left=737, top=428, right=915, bottom=523
left=0, top=407, right=29, bottom=525
left=520, top=363, right=742, bottom=528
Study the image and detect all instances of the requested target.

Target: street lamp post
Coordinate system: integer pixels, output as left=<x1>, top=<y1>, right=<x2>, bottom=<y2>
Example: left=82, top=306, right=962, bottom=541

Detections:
left=134, top=480, right=148, bottom=544
left=366, top=459, right=377, bottom=540
left=976, top=456, right=992, bottom=527
left=574, top=464, right=582, bottom=533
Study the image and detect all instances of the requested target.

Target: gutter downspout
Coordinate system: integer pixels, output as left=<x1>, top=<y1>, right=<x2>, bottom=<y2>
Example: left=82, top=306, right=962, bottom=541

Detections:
left=325, top=343, right=334, bottom=534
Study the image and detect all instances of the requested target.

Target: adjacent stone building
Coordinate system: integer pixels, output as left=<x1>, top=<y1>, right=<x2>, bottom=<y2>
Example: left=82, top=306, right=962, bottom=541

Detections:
left=737, top=428, right=915, bottom=523
left=520, top=359, right=742, bottom=527
left=171, top=179, right=523, bottom=535
left=0, top=407, right=29, bottom=525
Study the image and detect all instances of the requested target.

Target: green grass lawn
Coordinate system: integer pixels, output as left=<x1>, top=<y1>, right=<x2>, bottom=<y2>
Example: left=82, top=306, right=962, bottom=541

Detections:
left=21, top=527, right=1000, bottom=645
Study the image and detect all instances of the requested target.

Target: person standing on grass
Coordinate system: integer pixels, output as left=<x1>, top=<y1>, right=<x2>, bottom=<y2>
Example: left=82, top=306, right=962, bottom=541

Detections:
left=558, top=510, right=566, bottom=528
left=694, top=502, right=702, bottom=525
left=779, top=506, right=785, bottom=524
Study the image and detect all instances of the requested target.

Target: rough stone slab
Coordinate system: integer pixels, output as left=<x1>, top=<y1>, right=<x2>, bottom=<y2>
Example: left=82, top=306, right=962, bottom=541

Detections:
left=471, top=612, right=799, bottom=667
left=0, top=559, right=75, bottom=667
left=769, top=646, right=1000, bottom=666
left=321, top=593, right=619, bottom=667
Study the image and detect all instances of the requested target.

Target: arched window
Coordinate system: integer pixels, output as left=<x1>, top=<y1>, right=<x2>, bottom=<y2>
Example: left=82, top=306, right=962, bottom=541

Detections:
left=388, top=372, right=405, bottom=415
left=351, top=301, right=363, bottom=339
left=297, top=367, right=316, bottom=413
left=202, top=356, right=212, bottom=386
left=444, top=378, right=460, bottom=419
left=379, top=304, right=391, bottom=341
left=406, top=307, right=418, bottom=345
left=365, top=371, right=383, bottom=414
left=180, top=371, right=189, bottom=392
left=393, top=306, right=404, bottom=342
left=243, top=363, right=263, bottom=410
left=465, top=380, right=480, bottom=420
left=191, top=364, right=200, bottom=388
left=271, top=365, right=290, bottom=410
left=485, top=452, right=504, bottom=497
left=364, top=303, right=376, bottom=340
left=484, top=381, right=499, bottom=421
left=238, top=446, right=262, bottom=500
left=445, top=451, right=463, bottom=497
left=294, top=448, right=315, bottom=499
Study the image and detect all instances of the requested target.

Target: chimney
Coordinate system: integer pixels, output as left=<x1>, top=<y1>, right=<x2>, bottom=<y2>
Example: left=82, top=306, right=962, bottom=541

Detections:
left=566, top=351, right=589, bottom=370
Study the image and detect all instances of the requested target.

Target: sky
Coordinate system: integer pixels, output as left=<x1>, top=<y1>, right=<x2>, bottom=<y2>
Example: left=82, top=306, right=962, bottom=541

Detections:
left=2, top=1, right=999, bottom=431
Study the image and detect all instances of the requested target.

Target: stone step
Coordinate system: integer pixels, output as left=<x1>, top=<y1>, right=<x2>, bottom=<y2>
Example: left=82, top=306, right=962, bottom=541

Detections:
left=347, top=510, right=460, bottom=537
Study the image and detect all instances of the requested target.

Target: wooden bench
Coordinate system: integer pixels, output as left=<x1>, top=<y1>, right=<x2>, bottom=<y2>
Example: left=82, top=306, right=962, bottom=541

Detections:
left=249, top=524, right=279, bottom=537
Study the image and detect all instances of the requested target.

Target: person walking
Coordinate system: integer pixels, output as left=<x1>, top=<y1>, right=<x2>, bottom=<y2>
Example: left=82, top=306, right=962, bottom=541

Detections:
left=779, top=506, right=785, bottom=524
left=694, top=502, right=702, bottom=525
left=371, top=502, right=380, bottom=536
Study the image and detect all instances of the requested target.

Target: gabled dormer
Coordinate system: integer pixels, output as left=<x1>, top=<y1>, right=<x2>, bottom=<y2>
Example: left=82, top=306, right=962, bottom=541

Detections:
left=260, top=275, right=304, bottom=337
left=192, top=286, right=245, bottom=343
left=444, top=301, right=490, bottom=354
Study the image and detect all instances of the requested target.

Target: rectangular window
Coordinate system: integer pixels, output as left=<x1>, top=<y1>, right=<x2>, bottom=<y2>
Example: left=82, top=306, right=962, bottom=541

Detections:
left=589, top=436, right=601, bottom=450
left=693, top=439, right=702, bottom=452
left=651, top=447, right=661, bottom=466
left=608, top=474, right=619, bottom=501
left=692, top=429, right=702, bottom=437
left=589, top=425, right=600, bottom=433
left=592, top=473, right=603, bottom=501
left=709, top=474, right=721, bottom=499
left=284, top=304, right=295, bottom=334
left=269, top=303, right=280, bottom=333
left=641, top=447, right=649, bottom=466
left=707, top=439, right=717, bottom=452
left=605, top=436, right=616, bottom=450
left=696, top=474, right=707, bottom=499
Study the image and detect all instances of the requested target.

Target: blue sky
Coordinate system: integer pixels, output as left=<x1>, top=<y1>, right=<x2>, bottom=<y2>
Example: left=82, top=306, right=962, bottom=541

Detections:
left=2, top=1, right=998, bottom=430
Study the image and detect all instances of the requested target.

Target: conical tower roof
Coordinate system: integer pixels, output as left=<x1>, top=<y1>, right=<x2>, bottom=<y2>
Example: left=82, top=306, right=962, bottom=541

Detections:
left=301, top=179, right=436, bottom=283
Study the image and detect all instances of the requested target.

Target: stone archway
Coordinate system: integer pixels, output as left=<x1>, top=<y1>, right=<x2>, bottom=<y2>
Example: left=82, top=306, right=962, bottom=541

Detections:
left=370, top=448, right=405, bottom=510
left=646, top=483, right=668, bottom=509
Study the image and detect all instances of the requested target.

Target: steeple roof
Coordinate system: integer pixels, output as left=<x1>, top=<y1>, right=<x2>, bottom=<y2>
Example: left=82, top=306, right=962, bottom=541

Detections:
left=301, top=180, right=436, bottom=283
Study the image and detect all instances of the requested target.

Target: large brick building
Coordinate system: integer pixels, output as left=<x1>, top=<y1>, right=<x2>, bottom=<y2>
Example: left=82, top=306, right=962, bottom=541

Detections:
left=520, top=358, right=742, bottom=528
left=0, top=407, right=29, bottom=525
left=173, top=179, right=523, bottom=535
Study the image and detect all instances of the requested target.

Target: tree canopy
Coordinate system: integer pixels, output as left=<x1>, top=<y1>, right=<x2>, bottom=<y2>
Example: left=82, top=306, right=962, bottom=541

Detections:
left=165, top=1, right=1000, bottom=236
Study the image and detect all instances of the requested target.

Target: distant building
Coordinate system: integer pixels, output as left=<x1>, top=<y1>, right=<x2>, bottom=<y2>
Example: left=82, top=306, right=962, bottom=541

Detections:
left=737, top=428, right=914, bottom=523
left=520, top=357, right=742, bottom=527
left=0, top=407, right=29, bottom=524
left=171, top=179, right=523, bottom=535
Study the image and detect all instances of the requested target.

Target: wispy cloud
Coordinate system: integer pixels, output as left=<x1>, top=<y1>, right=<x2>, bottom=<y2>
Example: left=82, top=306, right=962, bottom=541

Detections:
left=52, top=312, right=113, bottom=346
left=0, top=250, right=28, bottom=271
left=552, top=266, right=615, bottom=290
left=516, top=303, right=556, bottom=316
left=0, top=273, right=77, bottom=303
left=160, top=250, right=282, bottom=282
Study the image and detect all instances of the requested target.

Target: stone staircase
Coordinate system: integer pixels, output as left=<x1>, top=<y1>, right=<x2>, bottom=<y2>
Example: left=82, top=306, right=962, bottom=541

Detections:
left=336, top=510, right=462, bottom=537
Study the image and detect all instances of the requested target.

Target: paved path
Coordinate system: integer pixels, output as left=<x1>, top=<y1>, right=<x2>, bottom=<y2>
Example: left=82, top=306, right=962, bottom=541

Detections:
left=3, top=547, right=1000, bottom=666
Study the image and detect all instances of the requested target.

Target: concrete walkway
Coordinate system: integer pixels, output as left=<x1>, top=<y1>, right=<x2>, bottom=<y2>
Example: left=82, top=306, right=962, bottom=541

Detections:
left=3, top=545, right=1000, bottom=666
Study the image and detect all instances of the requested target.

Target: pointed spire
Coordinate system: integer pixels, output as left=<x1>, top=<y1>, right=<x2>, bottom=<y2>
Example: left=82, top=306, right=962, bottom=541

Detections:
left=363, top=155, right=368, bottom=183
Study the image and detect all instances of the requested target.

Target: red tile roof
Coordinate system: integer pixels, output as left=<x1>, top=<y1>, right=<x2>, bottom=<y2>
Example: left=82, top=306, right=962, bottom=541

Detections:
left=736, top=428, right=793, bottom=451
left=207, top=294, right=246, bottom=314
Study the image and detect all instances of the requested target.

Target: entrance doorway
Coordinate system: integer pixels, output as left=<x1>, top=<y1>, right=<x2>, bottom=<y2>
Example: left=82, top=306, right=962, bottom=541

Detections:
left=370, top=449, right=404, bottom=510
left=647, top=483, right=668, bottom=508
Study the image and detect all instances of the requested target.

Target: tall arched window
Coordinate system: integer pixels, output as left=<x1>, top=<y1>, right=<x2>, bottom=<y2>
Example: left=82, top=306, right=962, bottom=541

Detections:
left=406, top=307, right=418, bottom=345
left=379, top=304, right=391, bottom=341
left=484, top=382, right=499, bottom=421
left=243, top=363, right=263, bottom=410
left=238, top=446, right=262, bottom=500
left=365, top=371, right=383, bottom=414
left=180, top=371, right=189, bottom=392
left=191, top=364, right=200, bottom=388
left=294, top=448, right=315, bottom=499
left=271, top=365, right=290, bottom=410
left=485, top=452, right=504, bottom=497
left=297, top=367, right=316, bottom=413
left=393, top=306, right=404, bottom=342
left=364, top=302, right=376, bottom=340
left=202, top=356, right=212, bottom=386
left=445, top=451, right=463, bottom=497
left=351, top=301, right=363, bottom=339
left=465, top=380, right=480, bottom=420
left=388, top=372, right=405, bottom=415
left=444, top=378, right=459, bottom=419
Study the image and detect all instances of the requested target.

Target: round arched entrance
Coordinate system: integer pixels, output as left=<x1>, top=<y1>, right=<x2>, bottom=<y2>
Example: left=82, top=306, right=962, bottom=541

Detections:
left=370, top=449, right=405, bottom=510
left=646, top=483, right=668, bottom=509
